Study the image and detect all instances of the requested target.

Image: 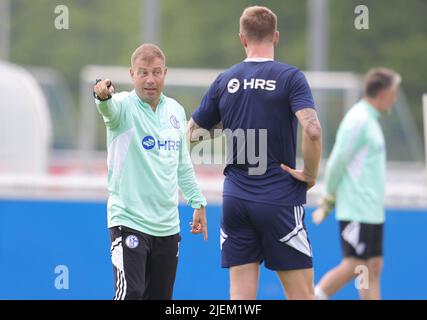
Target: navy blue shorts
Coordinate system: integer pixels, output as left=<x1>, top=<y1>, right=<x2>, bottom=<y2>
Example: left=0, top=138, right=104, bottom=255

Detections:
left=221, top=196, right=313, bottom=271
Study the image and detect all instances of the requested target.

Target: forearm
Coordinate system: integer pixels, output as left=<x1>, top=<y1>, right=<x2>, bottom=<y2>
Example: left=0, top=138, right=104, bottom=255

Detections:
left=94, top=78, right=121, bottom=127
left=301, top=128, right=322, bottom=181
left=95, top=97, right=120, bottom=128
left=178, top=163, right=207, bottom=208
left=96, top=98, right=115, bottom=116
left=296, top=108, right=322, bottom=182
left=187, top=117, right=223, bottom=142
left=324, top=121, right=365, bottom=196
left=324, top=148, right=346, bottom=196
left=179, top=127, right=207, bottom=208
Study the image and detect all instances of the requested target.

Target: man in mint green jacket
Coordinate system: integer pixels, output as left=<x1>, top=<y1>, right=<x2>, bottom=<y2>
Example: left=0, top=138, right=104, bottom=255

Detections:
left=313, top=68, right=401, bottom=300
left=94, top=44, right=207, bottom=300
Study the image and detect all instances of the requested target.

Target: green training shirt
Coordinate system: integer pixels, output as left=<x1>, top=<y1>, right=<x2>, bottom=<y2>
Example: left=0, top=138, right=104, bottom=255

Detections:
left=96, top=90, right=207, bottom=236
left=324, top=99, right=386, bottom=224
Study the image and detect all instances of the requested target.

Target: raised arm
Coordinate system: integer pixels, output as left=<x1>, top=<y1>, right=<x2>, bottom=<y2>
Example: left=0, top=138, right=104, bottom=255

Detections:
left=93, top=79, right=122, bottom=129
left=281, top=107, right=322, bottom=189
left=94, top=79, right=114, bottom=101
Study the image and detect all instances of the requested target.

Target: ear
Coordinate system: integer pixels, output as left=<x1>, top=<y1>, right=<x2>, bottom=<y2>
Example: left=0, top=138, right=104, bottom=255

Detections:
left=377, top=90, right=387, bottom=100
left=273, top=31, right=279, bottom=47
left=375, top=91, right=387, bottom=110
left=239, top=33, right=247, bottom=48
left=129, top=67, right=134, bottom=78
left=163, top=67, right=168, bottom=77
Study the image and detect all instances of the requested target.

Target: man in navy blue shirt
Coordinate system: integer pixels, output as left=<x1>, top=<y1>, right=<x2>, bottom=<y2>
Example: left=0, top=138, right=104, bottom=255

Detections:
left=188, top=6, right=322, bottom=299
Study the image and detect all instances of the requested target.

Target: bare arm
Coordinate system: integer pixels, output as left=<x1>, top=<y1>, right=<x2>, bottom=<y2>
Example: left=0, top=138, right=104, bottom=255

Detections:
left=282, top=108, right=322, bottom=188
left=297, top=107, right=322, bottom=180
left=187, top=117, right=223, bottom=142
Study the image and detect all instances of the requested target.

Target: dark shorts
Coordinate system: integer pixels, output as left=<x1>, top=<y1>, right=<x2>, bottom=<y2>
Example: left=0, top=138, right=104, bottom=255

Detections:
left=221, top=196, right=313, bottom=271
left=339, top=221, right=384, bottom=260
left=109, top=226, right=181, bottom=300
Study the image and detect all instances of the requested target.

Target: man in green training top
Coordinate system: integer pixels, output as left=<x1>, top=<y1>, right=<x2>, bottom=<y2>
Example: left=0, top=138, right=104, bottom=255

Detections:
left=313, top=68, right=401, bottom=300
left=93, top=43, right=207, bottom=300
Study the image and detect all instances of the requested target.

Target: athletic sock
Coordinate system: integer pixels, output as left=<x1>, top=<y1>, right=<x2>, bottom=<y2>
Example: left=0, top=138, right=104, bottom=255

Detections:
left=314, top=285, right=329, bottom=300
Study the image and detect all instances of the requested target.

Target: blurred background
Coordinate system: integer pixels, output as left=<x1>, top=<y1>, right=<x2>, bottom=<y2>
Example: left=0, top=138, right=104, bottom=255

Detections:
left=0, top=0, right=426, bottom=299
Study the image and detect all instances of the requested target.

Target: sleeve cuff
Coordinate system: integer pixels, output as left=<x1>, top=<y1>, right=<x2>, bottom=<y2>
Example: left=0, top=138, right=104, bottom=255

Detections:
left=95, top=98, right=110, bottom=105
left=189, top=198, right=207, bottom=209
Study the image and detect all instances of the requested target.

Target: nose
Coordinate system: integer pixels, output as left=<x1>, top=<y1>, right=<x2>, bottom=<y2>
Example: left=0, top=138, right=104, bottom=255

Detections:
left=146, top=74, right=155, bottom=84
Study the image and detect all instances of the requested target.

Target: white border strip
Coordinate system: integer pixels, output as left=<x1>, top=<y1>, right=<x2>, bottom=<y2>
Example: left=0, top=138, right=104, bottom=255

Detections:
left=423, top=94, right=427, bottom=173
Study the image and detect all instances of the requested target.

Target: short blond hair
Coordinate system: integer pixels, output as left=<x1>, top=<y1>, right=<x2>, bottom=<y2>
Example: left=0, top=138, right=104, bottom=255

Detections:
left=240, top=6, right=277, bottom=42
left=131, top=43, right=166, bottom=67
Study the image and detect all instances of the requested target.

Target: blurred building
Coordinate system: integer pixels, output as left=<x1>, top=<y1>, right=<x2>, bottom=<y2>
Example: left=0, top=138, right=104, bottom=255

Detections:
left=0, top=61, right=51, bottom=174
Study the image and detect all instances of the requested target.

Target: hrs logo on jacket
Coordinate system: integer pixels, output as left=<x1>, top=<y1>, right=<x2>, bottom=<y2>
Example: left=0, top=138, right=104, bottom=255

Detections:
left=142, top=135, right=181, bottom=151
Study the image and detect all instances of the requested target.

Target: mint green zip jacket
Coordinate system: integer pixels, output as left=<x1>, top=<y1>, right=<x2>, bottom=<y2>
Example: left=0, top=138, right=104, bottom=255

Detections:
left=96, top=90, right=207, bottom=236
left=324, top=99, right=386, bottom=224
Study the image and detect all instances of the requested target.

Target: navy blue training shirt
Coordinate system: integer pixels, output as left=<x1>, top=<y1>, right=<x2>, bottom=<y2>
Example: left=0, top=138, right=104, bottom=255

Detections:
left=192, top=59, right=315, bottom=206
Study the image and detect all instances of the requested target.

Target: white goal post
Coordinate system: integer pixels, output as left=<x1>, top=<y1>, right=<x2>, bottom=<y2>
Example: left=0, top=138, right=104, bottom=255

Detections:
left=61, top=66, right=426, bottom=207
left=78, top=66, right=362, bottom=153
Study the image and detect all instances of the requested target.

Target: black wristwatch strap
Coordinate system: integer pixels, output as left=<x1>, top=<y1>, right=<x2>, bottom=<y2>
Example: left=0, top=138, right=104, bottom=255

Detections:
left=93, top=78, right=112, bottom=101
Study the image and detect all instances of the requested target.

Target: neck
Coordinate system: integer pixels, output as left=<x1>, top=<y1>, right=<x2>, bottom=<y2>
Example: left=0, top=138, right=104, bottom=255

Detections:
left=364, top=96, right=382, bottom=112
left=136, top=91, right=160, bottom=112
left=245, top=43, right=275, bottom=60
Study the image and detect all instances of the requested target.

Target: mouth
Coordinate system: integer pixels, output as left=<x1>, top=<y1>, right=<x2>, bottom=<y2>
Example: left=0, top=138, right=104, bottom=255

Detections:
left=143, top=87, right=157, bottom=92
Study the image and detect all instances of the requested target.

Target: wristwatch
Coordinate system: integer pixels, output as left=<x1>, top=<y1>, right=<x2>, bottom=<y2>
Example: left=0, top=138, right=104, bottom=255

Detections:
left=93, top=78, right=112, bottom=101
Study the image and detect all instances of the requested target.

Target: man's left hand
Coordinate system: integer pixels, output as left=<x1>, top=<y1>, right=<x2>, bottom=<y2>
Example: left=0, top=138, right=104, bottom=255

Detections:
left=281, top=164, right=316, bottom=190
left=190, top=206, right=208, bottom=241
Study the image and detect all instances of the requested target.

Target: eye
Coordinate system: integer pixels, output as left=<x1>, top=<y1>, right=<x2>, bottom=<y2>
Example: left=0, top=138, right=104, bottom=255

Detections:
left=137, top=70, right=148, bottom=76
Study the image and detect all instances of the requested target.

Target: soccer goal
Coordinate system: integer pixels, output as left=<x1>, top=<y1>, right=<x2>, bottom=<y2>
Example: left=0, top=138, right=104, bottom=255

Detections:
left=76, top=66, right=427, bottom=207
